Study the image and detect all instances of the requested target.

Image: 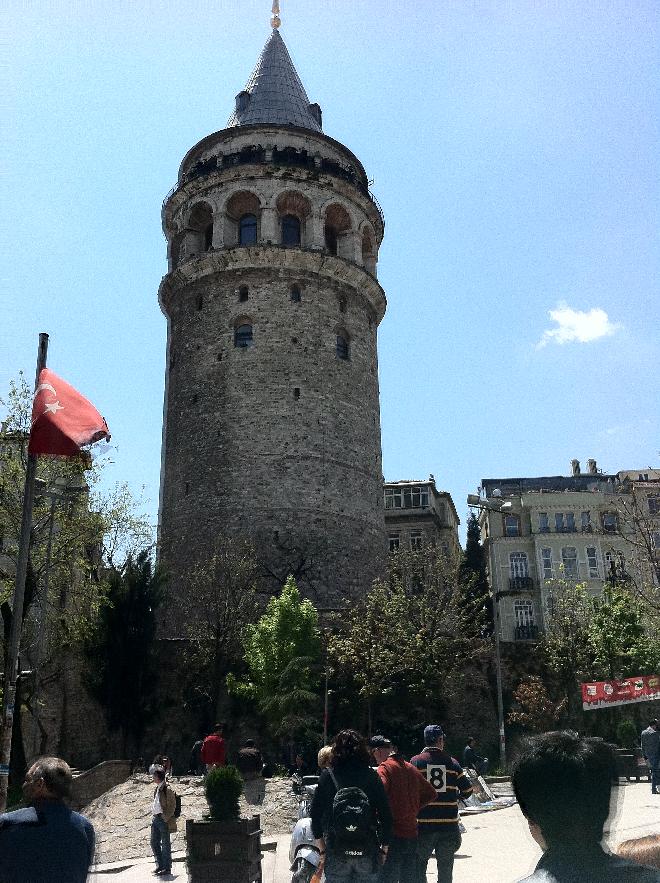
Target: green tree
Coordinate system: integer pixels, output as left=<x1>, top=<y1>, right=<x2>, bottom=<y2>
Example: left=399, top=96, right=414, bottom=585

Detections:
left=228, top=576, right=321, bottom=742
left=589, top=586, right=660, bottom=678
left=83, top=550, right=165, bottom=755
left=507, top=675, right=566, bottom=733
left=459, top=512, right=493, bottom=635
left=183, top=538, right=260, bottom=725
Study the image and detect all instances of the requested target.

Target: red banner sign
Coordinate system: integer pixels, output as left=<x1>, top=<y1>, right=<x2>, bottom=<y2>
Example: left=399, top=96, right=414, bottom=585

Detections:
left=582, top=675, right=660, bottom=711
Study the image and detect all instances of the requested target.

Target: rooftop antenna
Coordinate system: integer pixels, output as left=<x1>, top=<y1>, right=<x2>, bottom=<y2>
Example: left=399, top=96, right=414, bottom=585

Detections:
left=271, top=0, right=281, bottom=29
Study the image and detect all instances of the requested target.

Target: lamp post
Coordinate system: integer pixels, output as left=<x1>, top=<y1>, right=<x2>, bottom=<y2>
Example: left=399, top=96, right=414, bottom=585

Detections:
left=467, top=493, right=511, bottom=772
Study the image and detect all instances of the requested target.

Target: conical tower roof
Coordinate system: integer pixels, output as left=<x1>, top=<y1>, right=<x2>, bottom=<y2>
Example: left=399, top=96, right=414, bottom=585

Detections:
left=227, top=29, right=322, bottom=132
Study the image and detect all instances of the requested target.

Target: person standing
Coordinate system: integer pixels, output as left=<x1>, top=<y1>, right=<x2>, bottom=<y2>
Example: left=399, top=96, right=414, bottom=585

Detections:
left=463, top=737, right=488, bottom=776
left=150, top=765, right=177, bottom=876
left=236, top=739, right=263, bottom=780
left=311, top=729, right=393, bottom=882
left=201, top=722, right=226, bottom=771
left=411, top=724, right=473, bottom=883
left=371, top=735, right=437, bottom=883
left=641, top=719, right=660, bottom=795
left=0, top=756, right=95, bottom=883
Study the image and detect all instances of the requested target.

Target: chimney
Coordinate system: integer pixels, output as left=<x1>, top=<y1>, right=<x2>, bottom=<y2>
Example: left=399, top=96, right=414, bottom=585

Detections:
left=571, top=459, right=581, bottom=476
left=587, top=458, right=597, bottom=475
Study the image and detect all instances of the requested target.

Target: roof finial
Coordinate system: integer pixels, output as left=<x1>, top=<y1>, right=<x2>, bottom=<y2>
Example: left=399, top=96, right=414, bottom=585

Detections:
left=271, top=0, right=281, bottom=29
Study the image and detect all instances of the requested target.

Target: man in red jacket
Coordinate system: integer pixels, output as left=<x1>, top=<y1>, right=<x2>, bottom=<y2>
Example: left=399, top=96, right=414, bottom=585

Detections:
left=201, top=723, right=226, bottom=770
left=371, top=735, right=437, bottom=883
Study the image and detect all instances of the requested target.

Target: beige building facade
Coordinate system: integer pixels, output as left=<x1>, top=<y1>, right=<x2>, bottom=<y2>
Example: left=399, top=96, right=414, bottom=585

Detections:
left=384, top=477, right=460, bottom=557
left=476, top=459, right=657, bottom=643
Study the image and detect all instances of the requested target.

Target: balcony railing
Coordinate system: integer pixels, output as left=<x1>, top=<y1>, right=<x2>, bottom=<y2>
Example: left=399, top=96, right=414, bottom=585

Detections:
left=509, top=575, right=534, bottom=591
left=514, top=624, right=539, bottom=641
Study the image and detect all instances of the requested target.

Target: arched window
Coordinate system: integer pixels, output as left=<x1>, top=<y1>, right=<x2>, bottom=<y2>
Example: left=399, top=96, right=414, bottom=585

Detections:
left=325, top=226, right=338, bottom=255
left=290, top=285, right=301, bottom=302
left=336, top=333, right=350, bottom=360
left=282, top=214, right=301, bottom=247
left=239, top=214, right=257, bottom=245
left=234, top=324, right=253, bottom=348
left=204, top=222, right=213, bottom=251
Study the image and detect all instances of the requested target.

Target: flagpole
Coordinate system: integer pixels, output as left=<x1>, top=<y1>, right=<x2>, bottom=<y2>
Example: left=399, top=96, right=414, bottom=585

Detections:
left=0, top=332, right=49, bottom=813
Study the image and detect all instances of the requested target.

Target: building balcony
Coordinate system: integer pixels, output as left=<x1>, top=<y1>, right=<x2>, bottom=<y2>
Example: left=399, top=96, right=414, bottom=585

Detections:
left=509, top=575, right=534, bottom=591
left=514, top=624, right=539, bottom=641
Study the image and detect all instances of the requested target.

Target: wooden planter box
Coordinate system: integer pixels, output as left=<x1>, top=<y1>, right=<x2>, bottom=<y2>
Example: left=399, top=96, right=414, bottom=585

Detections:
left=186, top=815, right=262, bottom=883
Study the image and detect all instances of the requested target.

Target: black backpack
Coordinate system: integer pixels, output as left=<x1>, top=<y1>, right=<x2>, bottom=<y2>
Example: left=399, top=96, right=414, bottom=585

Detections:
left=326, top=769, right=377, bottom=856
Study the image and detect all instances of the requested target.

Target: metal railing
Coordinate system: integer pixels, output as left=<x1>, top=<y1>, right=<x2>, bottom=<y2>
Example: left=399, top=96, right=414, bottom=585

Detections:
left=514, top=624, right=539, bottom=641
left=509, top=575, right=534, bottom=591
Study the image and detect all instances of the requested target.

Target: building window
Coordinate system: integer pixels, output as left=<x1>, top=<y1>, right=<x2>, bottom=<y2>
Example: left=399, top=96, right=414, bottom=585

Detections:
left=581, top=511, right=592, bottom=532
left=602, top=512, right=618, bottom=534
left=410, top=530, right=423, bottom=551
left=325, top=226, right=338, bottom=255
left=338, top=297, right=347, bottom=313
left=403, top=486, right=429, bottom=508
left=384, top=488, right=402, bottom=509
left=514, top=600, right=534, bottom=628
left=649, top=495, right=660, bottom=515
left=234, top=324, right=253, bottom=348
left=566, top=512, right=576, bottom=532
left=388, top=534, right=400, bottom=553
left=538, top=512, right=549, bottom=533
left=541, top=548, right=553, bottom=580
left=290, top=284, right=301, bottom=302
left=504, top=514, right=520, bottom=537
left=605, top=550, right=625, bottom=581
left=239, top=214, right=257, bottom=245
left=555, top=513, right=565, bottom=532
left=238, top=286, right=249, bottom=302
left=561, top=546, right=578, bottom=579
left=204, top=222, right=213, bottom=251
left=510, top=552, right=529, bottom=578
left=293, top=387, right=300, bottom=400
left=282, top=214, right=301, bottom=246
left=336, top=334, right=350, bottom=360
left=586, top=546, right=599, bottom=578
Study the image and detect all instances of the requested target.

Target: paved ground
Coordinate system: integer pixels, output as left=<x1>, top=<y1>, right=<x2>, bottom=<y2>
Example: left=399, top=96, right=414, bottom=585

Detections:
left=89, top=781, right=659, bottom=882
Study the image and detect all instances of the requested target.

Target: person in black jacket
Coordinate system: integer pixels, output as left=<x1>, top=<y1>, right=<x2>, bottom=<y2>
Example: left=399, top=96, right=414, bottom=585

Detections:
left=311, top=729, right=393, bottom=882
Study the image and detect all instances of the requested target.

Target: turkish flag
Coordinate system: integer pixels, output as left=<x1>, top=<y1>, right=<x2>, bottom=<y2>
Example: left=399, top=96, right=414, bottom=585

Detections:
left=28, top=368, right=111, bottom=457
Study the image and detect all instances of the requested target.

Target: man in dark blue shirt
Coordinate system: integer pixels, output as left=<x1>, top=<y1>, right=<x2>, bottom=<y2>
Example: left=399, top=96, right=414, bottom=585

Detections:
left=513, top=731, right=660, bottom=883
left=0, top=756, right=95, bottom=883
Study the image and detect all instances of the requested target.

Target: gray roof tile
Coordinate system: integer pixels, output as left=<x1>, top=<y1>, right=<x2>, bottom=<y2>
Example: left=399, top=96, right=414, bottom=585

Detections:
left=227, top=29, right=322, bottom=132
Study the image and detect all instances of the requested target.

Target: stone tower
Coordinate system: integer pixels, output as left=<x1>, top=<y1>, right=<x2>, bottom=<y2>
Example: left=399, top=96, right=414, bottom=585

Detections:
left=158, top=26, right=386, bottom=615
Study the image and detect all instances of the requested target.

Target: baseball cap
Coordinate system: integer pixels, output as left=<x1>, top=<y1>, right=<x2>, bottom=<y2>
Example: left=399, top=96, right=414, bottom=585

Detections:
left=424, top=724, right=445, bottom=744
left=369, top=735, right=392, bottom=749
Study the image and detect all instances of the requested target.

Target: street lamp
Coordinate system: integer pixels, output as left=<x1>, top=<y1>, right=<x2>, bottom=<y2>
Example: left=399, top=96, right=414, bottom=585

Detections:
left=467, top=493, right=512, bottom=772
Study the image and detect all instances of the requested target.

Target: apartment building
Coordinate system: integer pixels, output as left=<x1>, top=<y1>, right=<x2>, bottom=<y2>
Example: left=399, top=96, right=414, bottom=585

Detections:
left=474, top=459, right=646, bottom=643
left=384, top=476, right=461, bottom=556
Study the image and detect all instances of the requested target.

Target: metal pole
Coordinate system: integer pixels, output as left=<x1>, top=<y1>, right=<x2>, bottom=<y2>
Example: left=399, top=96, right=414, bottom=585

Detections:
left=492, top=589, right=507, bottom=771
left=31, top=494, right=57, bottom=759
left=0, top=332, right=48, bottom=812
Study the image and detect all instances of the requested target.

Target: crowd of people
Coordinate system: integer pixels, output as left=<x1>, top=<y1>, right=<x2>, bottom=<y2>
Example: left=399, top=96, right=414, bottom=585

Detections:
left=0, top=721, right=659, bottom=882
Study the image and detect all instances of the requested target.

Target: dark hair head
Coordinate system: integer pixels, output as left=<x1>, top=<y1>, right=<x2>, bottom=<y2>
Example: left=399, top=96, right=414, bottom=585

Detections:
left=153, top=753, right=165, bottom=765
left=467, top=736, right=475, bottom=744
left=29, top=757, right=72, bottom=800
left=244, top=739, right=255, bottom=748
left=152, top=765, right=166, bottom=782
left=214, top=723, right=224, bottom=733
left=331, top=729, right=370, bottom=767
left=512, top=731, right=616, bottom=846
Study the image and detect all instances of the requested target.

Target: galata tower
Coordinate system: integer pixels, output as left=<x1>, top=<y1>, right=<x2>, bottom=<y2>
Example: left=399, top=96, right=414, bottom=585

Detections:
left=158, top=15, right=387, bottom=615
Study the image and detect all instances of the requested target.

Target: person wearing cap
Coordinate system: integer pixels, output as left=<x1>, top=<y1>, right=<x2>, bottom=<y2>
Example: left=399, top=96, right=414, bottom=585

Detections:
left=410, top=724, right=473, bottom=883
left=641, top=719, right=660, bottom=795
left=370, top=735, right=437, bottom=883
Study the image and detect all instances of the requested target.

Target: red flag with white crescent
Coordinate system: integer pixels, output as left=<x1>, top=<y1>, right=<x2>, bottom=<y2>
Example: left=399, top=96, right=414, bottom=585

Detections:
left=28, top=368, right=111, bottom=456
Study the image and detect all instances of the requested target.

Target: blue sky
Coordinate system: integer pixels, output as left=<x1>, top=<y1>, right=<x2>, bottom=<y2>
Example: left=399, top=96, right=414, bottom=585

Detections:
left=3, top=0, right=658, bottom=540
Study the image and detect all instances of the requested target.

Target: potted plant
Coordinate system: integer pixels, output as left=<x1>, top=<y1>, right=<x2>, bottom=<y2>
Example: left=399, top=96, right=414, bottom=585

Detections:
left=186, top=765, right=262, bottom=882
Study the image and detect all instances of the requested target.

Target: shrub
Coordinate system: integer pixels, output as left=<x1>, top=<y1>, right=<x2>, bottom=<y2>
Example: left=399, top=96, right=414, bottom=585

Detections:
left=616, top=718, right=638, bottom=750
left=204, top=765, right=243, bottom=821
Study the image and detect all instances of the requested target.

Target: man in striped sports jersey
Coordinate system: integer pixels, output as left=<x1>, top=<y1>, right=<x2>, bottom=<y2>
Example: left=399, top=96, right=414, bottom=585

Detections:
left=410, top=724, right=473, bottom=883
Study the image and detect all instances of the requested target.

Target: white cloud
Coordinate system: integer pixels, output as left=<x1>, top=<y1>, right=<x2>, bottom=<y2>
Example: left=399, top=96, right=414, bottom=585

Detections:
left=537, top=301, right=622, bottom=349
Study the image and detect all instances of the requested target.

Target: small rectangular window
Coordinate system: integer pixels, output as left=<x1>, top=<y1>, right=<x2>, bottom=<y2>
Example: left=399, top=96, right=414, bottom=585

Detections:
left=649, top=495, right=660, bottom=515
left=581, top=511, right=592, bottom=532
left=504, top=514, right=520, bottom=537
left=555, top=513, right=565, bottom=532
left=538, top=513, right=549, bottom=533
left=541, top=548, right=553, bottom=580
left=410, top=530, right=423, bottom=551
left=586, top=546, right=599, bottom=578
left=384, top=488, right=402, bottom=509
left=561, top=546, right=578, bottom=578
left=566, top=512, right=575, bottom=532
left=388, top=534, right=400, bottom=553
left=336, top=335, right=350, bottom=360
left=602, top=512, right=617, bottom=533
